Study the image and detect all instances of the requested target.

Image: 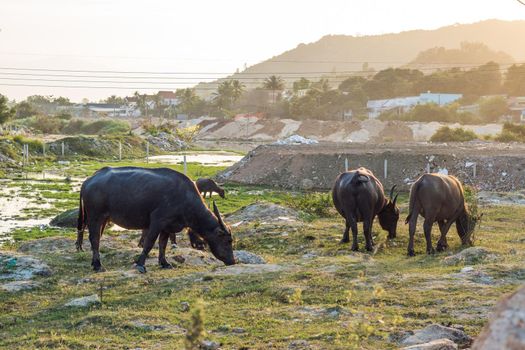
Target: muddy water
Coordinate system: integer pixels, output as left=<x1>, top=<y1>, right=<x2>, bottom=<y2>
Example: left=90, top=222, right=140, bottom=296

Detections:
left=0, top=181, right=52, bottom=244
left=148, top=152, right=243, bottom=167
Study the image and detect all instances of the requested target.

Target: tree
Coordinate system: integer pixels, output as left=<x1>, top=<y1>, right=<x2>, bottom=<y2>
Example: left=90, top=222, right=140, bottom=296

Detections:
left=230, top=80, right=245, bottom=103
left=103, top=95, right=126, bottom=105
left=0, top=94, right=15, bottom=125
left=15, top=101, right=37, bottom=119
left=175, top=88, right=207, bottom=117
left=133, top=91, right=149, bottom=120
left=263, top=75, right=285, bottom=103
left=53, top=96, right=71, bottom=106
left=293, top=78, right=310, bottom=92
left=504, top=64, right=525, bottom=96
left=479, top=96, right=509, bottom=122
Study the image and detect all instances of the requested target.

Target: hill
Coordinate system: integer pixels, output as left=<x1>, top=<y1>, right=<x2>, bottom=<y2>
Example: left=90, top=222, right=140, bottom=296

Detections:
left=195, top=20, right=525, bottom=96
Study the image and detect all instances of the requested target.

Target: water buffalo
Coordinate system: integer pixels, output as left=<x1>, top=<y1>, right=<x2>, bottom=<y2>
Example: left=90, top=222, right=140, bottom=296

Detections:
left=196, top=178, right=225, bottom=199
left=332, top=167, right=399, bottom=252
left=76, top=166, right=235, bottom=272
left=405, top=173, right=480, bottom=256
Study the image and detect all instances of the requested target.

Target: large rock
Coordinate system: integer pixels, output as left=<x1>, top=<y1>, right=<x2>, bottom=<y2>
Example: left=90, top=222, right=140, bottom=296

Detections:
left=172, top=248, right=222, bottom=267
left=50, top=208, right=79, bottom=228
left=401, top=324, right=472, bottom=347
left=401, top=338, right=458, bottom=350
left=65, top=294, right=101, bottom=307
left=0, top=252, right=52, bottom=281
left=233, top=250, right=266, bottom=264
left=472, top=284, right=525, bottom=349
left=226, top=202, right=299, bottom=226
left=442, top=247, right=496, bottom=266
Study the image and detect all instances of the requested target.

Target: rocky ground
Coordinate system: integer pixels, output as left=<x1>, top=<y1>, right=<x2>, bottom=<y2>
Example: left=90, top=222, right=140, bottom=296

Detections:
left=1, top=198, right=524, bottom=349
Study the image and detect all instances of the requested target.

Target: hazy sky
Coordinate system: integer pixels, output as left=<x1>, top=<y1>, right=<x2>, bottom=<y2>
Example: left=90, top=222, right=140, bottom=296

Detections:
left=0, top=0, right=524, bottom=102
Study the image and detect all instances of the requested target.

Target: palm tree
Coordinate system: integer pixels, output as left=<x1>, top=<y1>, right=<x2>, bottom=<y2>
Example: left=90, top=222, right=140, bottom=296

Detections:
left=212, top=81, right=234, bottom=110
left=230, top=80, right=245, bottom=104
left=263, top=75, right=285, bottom=104
left=133, top=91, right=149, bottom=121
left=175, top=88, right=199, bottom=116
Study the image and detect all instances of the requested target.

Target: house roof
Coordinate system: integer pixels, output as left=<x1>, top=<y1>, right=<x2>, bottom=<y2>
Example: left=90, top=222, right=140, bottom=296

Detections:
left=158, top=91, right=177, bottom=99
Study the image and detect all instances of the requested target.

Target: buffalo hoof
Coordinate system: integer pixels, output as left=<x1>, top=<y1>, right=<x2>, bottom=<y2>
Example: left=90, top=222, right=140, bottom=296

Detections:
left=75, top=243, right=83, bottom=252
left=407, top=249, right=416, bottom=257
left=365, top=246, right=374, bottom=252
left=136, top=264, right=147, bottom=274
left=160, top=263, right=174, bottom=269
left=93, top=265, right=106, bottom=273
left=351, top=245, right=359, bottom=252
left=427, top=248, right=436, bottom=255
left=388, top=234, right=396, bottom=240
left=436, top=243, right=448, bottom=252
left=340, top=238, right=350, bottom=244
left=171, top=243, right=178, bottom=249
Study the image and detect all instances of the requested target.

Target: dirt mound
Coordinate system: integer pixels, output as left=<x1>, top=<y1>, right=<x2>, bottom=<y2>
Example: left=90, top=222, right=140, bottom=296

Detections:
left=146, top=132, right=187, bottom=152
left=218, top=142, right=525, bottom=191
left=226, top=202, right=300, bottom=225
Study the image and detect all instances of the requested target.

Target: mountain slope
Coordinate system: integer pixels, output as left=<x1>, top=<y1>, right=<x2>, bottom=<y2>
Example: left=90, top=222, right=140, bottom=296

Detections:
left=196, top=19, right=525, bottom=96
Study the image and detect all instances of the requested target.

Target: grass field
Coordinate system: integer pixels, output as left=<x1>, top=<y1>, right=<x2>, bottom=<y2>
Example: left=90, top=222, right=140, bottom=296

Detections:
left=0, top=161, right=524, bottom=349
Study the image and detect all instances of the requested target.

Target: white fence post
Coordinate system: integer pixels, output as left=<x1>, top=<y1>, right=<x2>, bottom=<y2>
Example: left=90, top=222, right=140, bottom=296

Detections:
left=146, top=142, right=149, bottom=163
left=61, top=142, right=65, bottom=157
left=426, top=163, right=430, bottom=173
left=118, top=141, right=122, bottom=161
left=473, top=163, right=477, bottom=178
left=384, top=159, right=388, bottom=179
left=183, top=155, right=188, bottom=175
left=344, top=158, right=348, bottom=172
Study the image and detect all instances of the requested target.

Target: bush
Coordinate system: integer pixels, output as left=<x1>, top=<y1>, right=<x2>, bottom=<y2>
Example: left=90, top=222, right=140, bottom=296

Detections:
left=494, top=123, right=525, bottom=142
left=289, top=192, right=333, bottom=218
left=430, top=126, right=478, bottom=142
left=12, top=135, right=43, bottom=153
left=79, top=119, right=130, bottom=135
left=176, top=125, right=201, bottom=144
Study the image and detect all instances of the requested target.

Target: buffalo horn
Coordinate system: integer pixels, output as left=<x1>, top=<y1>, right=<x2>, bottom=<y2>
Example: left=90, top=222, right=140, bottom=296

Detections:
left=212, top=201, right=226, bottom=229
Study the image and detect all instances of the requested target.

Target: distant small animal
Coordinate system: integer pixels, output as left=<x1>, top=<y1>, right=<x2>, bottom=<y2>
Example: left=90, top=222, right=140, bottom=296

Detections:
left=76, top=166, right=235, bottom=273
left=196, top=178, right=225, bottom=199
left=405, top=173, right=481, bottom=256
left=332, top=167, right=399, bottom=252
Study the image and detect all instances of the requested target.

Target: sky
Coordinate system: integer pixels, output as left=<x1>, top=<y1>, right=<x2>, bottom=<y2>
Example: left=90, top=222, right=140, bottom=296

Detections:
left=0, top=0, right=524, bottom=102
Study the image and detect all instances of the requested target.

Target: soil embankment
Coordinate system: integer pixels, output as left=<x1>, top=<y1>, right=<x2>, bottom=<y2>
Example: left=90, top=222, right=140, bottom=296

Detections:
left=218, top=142, right=525, bottom=191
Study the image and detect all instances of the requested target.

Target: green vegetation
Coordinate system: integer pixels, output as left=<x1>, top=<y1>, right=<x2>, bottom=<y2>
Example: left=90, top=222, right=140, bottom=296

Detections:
left=289, top=192, right=334, bottom=219
left=494, top=123, right=525, bottom=142
left=0, top=183, right=523, bottom=348
left=0, top=94, right=15, bottom=125
left=430, top=126, right=478, bottom=142
left=13, top=116, right=131, bottom=135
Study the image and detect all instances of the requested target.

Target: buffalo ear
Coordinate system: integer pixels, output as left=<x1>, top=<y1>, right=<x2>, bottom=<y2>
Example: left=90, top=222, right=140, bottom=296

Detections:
left=212, top=201, right=227, bottom=230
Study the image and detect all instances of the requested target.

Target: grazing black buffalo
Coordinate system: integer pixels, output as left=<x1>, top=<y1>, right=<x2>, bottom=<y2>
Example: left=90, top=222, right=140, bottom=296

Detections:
left=332, top=167, right=399, bottom=252
left=196, top=178, right=225, bottom=199
left=76, top=166, right=235, bottom=272
left=406, top=173, right=481, bottom=256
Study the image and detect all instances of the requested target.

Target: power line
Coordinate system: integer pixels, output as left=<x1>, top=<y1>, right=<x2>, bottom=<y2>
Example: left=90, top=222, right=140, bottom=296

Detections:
left=0, top=61, right=521, bottom=76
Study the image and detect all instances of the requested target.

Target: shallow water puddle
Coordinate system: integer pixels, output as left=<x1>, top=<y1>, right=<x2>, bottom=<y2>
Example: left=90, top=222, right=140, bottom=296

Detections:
left=148, top=152, right=243, bottom=167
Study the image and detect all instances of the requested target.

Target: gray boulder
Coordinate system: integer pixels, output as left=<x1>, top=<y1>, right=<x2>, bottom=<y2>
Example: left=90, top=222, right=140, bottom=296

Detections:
left=401, top=338, right=458, bottom=350
left=50, top=208, right=78, bottom=228
left=64, top=294, right=101, bottom=307
left=472, top=284, right=525, bottom=349
left=442, top=247, right=496, bottom=266
left=233, top=250, right=266, bottom=264
left=401, top=324, right=472, bottom=347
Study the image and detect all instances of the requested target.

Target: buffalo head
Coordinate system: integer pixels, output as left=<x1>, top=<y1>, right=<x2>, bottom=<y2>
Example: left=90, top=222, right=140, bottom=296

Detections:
left=457, top=211, right=482, bottom=246
left=378, top=185, right=400, bottom=239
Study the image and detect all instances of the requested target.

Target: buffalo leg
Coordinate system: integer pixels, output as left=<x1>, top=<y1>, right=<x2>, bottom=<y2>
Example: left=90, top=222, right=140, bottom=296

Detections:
left=363, top=218, right=374, bottom=252
left=189, top=230, right=206, bottom=250
left=169, top=232, right=177, bottom=247
left=436, top=220, right=453, bottom=252
left=423, top=218, right=435, bottom=254
left=407, top=213, right=418, bottom=256
left=136, top=223, right=162, bottom=273
left=341, top=220, right=350, bottom=244
left=158, top=231, right=173, bottom=269
left=138, top=229, right=147, bottom=248
left=88, top=217, right=108, bottom=272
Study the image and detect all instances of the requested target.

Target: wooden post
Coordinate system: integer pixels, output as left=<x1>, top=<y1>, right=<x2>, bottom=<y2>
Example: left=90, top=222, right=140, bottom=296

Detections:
left=183, top=155, right=187, bottom=175
left=146, top=142, right=149, bottom=163
left=384, top=159, right=388, bottom=179
left=118, top=141, right=122, bottom=161
left=344, top=158, right=348, bottom=172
